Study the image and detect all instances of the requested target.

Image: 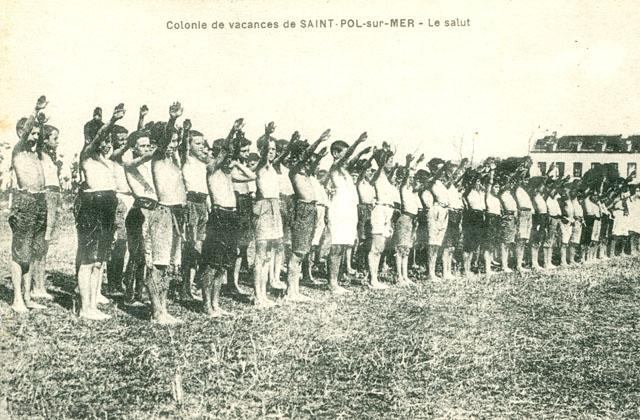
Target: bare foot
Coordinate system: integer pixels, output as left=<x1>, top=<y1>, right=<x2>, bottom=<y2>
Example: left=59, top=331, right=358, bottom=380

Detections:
left=270, top=279, right=286, bottom=290
left=368, top=281, right=388, bottom=290
left=206, top=307, right=232, bottom=318
left=11, top=302, right=29, bottom=313
left=403, top=277, right=416, bottom=286
left=502, top=268, right=513, bottom=274
left=225, top=285, right=250, bottom=296
left=153, top=313, right=181, bottom=325
left=79, top=309, right=111, bottom=320
left=97, top=294, right=110, bottom=305
left=254, top=298, right=276, bottom=308
left=305, top=276, right=324, bottom=286
left=25, top=300, right=47, bottom=310
left=329, top=284, right=350, bottom=295
left=31, top=289, right=54, bottom=300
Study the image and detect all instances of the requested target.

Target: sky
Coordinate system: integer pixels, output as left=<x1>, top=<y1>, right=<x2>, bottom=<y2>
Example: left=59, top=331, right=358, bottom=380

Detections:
left=1, top=0, right=639, bottom=173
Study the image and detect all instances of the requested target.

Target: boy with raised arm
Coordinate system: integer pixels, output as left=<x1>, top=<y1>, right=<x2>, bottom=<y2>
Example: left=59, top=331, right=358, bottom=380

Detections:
left=253, top=133, right=285, bottom=307
left=76, top=104, right=125, bottom=320
left=367, top=147, right=396, bottom=289
left=327, top=133, right=368, bottom=294
left=9, top=96, right=49, bottom=312
left=122, top=127, right=156, bottom=307
left=425, top=159, right=450, bottom=280
left=180, top=120, right=209, bottom=301
left=107, top=124, right=132, bottom=296
left=232, top=132, right=255, bottom=295
left=31, top=123, right=61, bottom=300
left=199, top=119, right=254, bottom=316
left=462, top=172, right=486, bottom=276
left=286, top=130, right=330, bottom=301
left=146, top=102, right=187, bottom=324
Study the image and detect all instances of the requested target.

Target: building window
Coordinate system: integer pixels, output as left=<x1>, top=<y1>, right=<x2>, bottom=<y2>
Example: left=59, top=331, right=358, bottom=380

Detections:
left=556, top=162, right=565, bottom=177
left=629, top=162, right=637, bottom=178
left=573, top=162, right=583, bottom=178
left=538, top=162, right=546, bottom=175
left=607, top=162, right=619, bottom=175
left=591, top=162, right=600, bottom=170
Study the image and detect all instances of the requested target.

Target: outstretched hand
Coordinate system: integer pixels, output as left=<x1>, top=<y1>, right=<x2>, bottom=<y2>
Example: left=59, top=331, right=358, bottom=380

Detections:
left=183, top=119, right=192, bottom=131
left=318, top=129, right=331, bottom=142
left=357, top=132, right=368, bottom=143
left=36, top=112, right=48, bottom=124
left=265, top=121, right=276, bottom=135
left=35, top=95, right=48, bottom=111
left=169, top=102, right=183, bottom=119
left=291, top=131, right=301, bottom=142
left=232, top=118, right=245, bottom=132
left=112, top=103, right=126, bottom=120
left=139, top=105, right=149, bottom=116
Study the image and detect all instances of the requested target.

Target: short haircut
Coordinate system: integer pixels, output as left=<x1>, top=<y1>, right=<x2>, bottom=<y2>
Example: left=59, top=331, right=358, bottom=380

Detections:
left=16, top=117, right=28, bottom=136
left=247, top=152, right=260, bottom=162
left=189, top=130, right=204, bottom=138
left=44, top=125, right=59, bottom=139
left=127, top=130, right=151, bottom=148
left=111, top=125, right=129, bottom=142
left=330, top=140, right=348, bottom=156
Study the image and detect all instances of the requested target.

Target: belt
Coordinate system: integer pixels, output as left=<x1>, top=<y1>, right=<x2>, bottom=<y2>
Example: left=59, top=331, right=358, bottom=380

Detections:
left=550, top=214, right=562, bottom=219
left=401, top=210, right=416, bottom=218
left=377, top=202, right=395, bottom=209
left=133, top=197, right=158, bottom=210
left=316, top=203, right=328, bottom=209
left=187, top=191, right=208, bottom=204
left=296, top=199, right=317, bottom=205
left=45, top=185, right=61, bottom=192
left=502, top=210, right=516, bottom=216
left=212, top=204, right=236, bottom=212
left=519, top=207, right=532, bottom=211
left=81, top=190, right=115, bottom=198
left=448, top=208, right=462, bottom=213
left=15, top=189, right=46, bottom=198
left=467, top=208, right=485, bottom=214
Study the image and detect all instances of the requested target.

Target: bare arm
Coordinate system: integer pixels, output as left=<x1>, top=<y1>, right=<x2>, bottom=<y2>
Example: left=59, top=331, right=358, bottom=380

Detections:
left=291, top=129, right=331, bottom=175
left=84, top=104, right=125, bottom=158
left=334, top=132, right=368, bottom=168
left=137, top=105, right=148, bottom=131
left=179, top=119, right=192, bottom=166
left=231, top=161, right=257, bottom=182
left=154, top=102, right=182, bottom=155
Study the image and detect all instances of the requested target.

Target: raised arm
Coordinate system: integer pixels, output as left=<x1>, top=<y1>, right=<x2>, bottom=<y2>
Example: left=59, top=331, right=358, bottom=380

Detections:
left=155, top=102, right=182, bottom=154
left=14, top=96, right=48, bottom=156
left=335, top=132, right=368, bottom=168
left=84, top=103, right=125, bottom=158
left=291, top=129, right=331, bottom=175
left=356, top=147, right=377, bottom=184
left=231, top=161, right=257, bottom=182
left=179, top=119, right=192, bottom=166
left=347, top=145, right=373, bottom=171
left=137, top=105, right=148, bottom=131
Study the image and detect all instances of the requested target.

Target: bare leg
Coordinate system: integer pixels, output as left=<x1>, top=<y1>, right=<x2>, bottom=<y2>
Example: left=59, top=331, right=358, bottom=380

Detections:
left=531, top=247, right=541, bottom=270
left=329, top=245, right=349, bottom=294
left=427, top=245, right=439, bottom=280
left=10, top=261, right=28, bottom=312
left=568, top=244, right=576, bottom=265
left=108, top=239, right=127, bottom=295
left=463, top=251, right=473, bottom=277
left=254, top=241, right=275, bottom=307
left=345, top=247, right=356, bottom=275
left=515, top=241, right=527, bottom=272
left=500, top=244, right=512, bottom=273
left=147, top=265, right=180, bottom=324
left=269, top=243, right=286, bottom=290
left=367, top=236, right=387, bottom=289
left=285, top=252, right=312, bottom=302
left=484, top=250, right=494, bottom=277
left=442, top=247, right=455, bottom=279
left=559, top=244, right=568, bottom=267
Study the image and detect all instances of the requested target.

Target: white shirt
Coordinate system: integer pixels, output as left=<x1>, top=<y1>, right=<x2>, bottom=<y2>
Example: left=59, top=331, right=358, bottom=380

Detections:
left=279, top=166, right=295, bottom=196
left=125, top=160, right=156, bottom=200
left=546, top=196, right=561, bottom=217
left=515, top=187, right=533, bottom=210
left=182, top=156, right=208, bottom=194
left=500, top=191, right=518, bottom=212
left=401, top=186, right=422, bottom=215
left=533, top=194, right=548, bottom=214
left=447, top=185, right=464, bottom=210
left=486, top=193, right=502, bottom=215
left=431, top=180, right=449, bottom=206
left=572, top=198, right=584, bottom=218
left=465, top=189, right=485, bottom=211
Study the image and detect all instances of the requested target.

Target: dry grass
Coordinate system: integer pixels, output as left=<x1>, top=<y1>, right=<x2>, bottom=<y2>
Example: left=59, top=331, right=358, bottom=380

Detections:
left=1, top=211, right=639, bottom=419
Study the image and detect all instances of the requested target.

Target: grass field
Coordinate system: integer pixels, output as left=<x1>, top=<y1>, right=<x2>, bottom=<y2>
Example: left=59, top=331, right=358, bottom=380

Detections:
left=1, top=213, right=639, bottom=419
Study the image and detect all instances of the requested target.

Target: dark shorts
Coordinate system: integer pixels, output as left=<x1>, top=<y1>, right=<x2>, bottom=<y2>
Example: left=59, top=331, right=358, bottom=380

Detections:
left=600, top=216, right=612, bottom=241
left=75, top=190, right=118, bottom=263
left=9, top=190, right=47, bottom=263
left=185, top=199, right=208, bottom=243
left=393, top=213, right=416, bottom=248
left=201, top=207, right=239, bottom=270
left=126, top=206, right=154, bottom=267
left=500, top=214, right=517, bottom=244
left=582, top=215, right=598, bottom=244
left=462, top=209, right=485, bottom=252
left=357, top=204, right=373, bottom=241
left=236, top=193, right=254, bottom=247
left=280, top=194, right=294, bottom=245
left=443, top=209, right=462, bottom=248
left=485, top=213, right=501, bottom=249
left=291, top=200, right=317, bottom=255
left=415, top=209, right=429, bottom=246
left=531, top=213, right=549, bottom=246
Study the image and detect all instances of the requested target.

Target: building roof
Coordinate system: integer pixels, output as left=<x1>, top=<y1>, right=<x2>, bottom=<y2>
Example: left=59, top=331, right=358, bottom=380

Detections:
left=531, top=134, right=640, bottom=153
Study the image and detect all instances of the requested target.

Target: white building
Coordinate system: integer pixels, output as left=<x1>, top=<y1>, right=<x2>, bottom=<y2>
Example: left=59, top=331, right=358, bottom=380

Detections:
left=529, top=134, right=640, bottom=179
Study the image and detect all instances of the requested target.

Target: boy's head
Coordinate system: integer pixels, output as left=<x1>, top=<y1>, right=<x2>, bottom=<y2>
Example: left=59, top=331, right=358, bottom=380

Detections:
left=189, top=130, right=207, bottom=161
left=330, top=140, right=349, bottom=160
left=44, top=125, right=59, bottom=149
left=111, top=125, right=129, bottom=150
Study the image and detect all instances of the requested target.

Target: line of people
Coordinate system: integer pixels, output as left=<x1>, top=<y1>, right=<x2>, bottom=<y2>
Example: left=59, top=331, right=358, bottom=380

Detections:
left=9, top=97, right=640, bottom=324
